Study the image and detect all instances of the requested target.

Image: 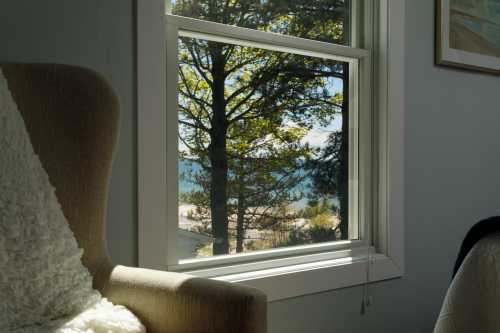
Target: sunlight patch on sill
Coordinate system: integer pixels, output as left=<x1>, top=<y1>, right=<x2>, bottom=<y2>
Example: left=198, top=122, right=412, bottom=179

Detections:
left=213, top=255, right=357, bottom=283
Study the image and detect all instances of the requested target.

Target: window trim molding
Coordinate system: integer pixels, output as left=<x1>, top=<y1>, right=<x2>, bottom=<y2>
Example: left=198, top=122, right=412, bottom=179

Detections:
left=137, top=0, right=169, bottom=270
left=136, top=0, right=405, bottom=300
left=376, top=0, right=405, bottom=274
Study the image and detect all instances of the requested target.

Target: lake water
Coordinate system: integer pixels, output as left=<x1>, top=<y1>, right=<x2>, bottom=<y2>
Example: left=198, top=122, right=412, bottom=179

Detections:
left=178, top=159, right=339, bottom=209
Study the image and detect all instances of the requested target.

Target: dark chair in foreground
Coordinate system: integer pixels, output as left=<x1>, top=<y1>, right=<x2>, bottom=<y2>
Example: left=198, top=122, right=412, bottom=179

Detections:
left=434, top=217, right=500, bottom=333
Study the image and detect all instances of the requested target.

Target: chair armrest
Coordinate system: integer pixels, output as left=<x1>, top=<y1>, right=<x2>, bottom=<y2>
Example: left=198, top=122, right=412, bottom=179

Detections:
left=101, top=265, right=267, bottom=333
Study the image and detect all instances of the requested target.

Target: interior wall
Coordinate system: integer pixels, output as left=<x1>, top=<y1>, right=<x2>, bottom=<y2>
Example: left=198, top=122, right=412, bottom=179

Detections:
left=2, top=0, right=500, bottom=331
left=269, top=0, right=500, bottom=331
left=0, top=0, right=137, bottom=266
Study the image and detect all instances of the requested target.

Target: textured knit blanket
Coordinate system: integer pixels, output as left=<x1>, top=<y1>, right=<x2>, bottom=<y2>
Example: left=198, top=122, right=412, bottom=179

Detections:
left=0, top=68, right=145, bottom=333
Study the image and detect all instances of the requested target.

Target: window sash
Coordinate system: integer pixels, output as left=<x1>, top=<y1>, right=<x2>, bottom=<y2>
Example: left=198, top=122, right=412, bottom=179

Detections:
left=165, top=13, right=371, bottom=270
left=171, top=240, right=365, bottom=272
left=167, top=14, right=369, bottom=61
left=172, top=245, right=376, bottom=278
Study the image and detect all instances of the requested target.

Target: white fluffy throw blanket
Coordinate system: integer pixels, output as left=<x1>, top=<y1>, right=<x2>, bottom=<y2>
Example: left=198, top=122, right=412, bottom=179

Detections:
left=434, top=232, right=500, bottom=333
left=0, top=69, right=145, bottom=333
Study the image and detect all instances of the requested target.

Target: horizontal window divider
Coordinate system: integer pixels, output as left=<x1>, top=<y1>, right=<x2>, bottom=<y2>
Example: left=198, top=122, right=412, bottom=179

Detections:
left=167, top=14, right=369, bottom=61
left=173, top=239, right=364, bottom=269
left=171, top=243, right=372, bottom=278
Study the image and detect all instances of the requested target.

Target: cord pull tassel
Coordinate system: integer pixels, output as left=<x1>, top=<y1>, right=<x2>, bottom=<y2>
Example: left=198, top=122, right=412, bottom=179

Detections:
left=360, top=247, right=373, bottom=315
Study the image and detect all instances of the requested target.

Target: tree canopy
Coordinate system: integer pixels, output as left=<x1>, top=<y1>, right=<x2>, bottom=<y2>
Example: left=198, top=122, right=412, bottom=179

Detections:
left=174, top=0, right=352, bottom=256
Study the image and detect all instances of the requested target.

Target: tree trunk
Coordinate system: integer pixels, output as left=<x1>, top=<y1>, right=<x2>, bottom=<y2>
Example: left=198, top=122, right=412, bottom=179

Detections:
left=338, top=63, right=349, bottom=240
left=236, top=192, right=246, bottom=253
left=209, top=45, right=229, bottom=255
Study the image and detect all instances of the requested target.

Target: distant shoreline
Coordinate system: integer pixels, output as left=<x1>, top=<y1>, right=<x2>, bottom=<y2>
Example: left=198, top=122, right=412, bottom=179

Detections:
left=178, top=159, right=339, bottom=210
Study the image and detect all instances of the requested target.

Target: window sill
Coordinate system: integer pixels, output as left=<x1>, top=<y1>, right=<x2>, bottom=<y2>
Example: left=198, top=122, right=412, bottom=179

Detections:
left=187, top=252, right=403, bottom=302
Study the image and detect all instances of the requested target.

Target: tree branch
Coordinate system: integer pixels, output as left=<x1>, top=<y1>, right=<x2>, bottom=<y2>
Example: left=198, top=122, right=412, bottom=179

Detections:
left=185, top=43, right=214, bottom=86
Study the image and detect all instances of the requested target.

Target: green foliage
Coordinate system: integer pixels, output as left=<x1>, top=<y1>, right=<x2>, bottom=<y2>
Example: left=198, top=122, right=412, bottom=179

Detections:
left=280, top=226, right=338, bottom=247
left=281, top=201, right=340, bottom=246
left=174, top=0, right=351, bottom=255
left=310, top=213, right=335, bottom=228
left=173, top=0, right=350, bottom=44
left=300, top=200, right=332, bottom=218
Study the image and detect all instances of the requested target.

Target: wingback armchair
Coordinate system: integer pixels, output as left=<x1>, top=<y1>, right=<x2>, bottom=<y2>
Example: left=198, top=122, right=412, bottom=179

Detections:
left=1, top=63, right=267, bottom=333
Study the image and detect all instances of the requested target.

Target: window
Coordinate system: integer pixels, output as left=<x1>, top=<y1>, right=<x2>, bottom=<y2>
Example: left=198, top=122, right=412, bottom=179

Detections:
left=137, top=0, right=405, bottom=301
left=168, top=0, right=367, bottom=266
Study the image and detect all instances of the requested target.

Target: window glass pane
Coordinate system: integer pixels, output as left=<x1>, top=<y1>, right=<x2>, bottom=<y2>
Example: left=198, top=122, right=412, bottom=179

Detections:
left=177, top=36, right=356, bottom=260
left=171, top=0, right=352, bottom=46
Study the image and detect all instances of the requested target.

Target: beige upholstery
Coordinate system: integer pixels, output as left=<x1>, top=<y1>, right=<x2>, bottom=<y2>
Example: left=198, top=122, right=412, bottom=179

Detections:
left=2, top=63, right=267, bottom=333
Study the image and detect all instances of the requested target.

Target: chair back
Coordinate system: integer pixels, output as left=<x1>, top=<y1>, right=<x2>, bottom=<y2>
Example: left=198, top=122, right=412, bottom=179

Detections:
left=2, top=63, right=119, bottom=287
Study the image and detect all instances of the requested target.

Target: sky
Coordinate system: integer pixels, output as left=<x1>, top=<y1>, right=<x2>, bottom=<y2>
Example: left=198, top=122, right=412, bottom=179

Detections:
left=301, top=118, right=342, bottom=148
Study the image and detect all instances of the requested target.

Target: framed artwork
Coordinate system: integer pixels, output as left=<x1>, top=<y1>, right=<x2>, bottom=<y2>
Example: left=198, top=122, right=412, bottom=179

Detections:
left=436, top=0, right=500, bottom=74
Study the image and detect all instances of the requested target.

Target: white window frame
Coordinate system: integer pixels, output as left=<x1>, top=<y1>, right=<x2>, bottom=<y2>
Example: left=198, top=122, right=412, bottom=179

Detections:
left=137, top=0, right=405, bottom=302
left=166, top=14, right=367, bottom=272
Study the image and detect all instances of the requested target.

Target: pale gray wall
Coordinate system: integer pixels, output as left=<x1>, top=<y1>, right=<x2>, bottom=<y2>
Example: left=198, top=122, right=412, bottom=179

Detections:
left=2, top=0, right=500, bottom=332
left=270, top=0, right=500, bottom=332
left=0, top=0, right=137, bottom=265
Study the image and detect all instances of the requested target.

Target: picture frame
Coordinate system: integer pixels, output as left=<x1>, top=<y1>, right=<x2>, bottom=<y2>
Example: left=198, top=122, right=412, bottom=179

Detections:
left=436, top=0, right=500, bottom=75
